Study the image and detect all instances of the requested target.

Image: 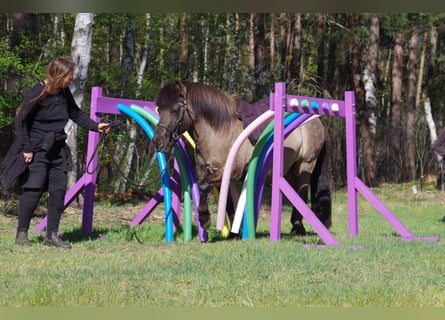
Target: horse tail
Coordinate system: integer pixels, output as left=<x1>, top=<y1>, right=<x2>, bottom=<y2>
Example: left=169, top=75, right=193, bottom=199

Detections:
left=310, top=142, right=332, bottom=228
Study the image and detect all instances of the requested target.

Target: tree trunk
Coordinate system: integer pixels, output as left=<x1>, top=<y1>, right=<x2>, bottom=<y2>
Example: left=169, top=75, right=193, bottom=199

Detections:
left=115, top=15, right=137, bottom=192
left=225, top=13, right=240, bottom=92
left=424, top=25, right=442, bottom=188
left=326, top=27, right=337, bottom=94
left=288, top=13, right=302, bottom=84
left=426, top=25, right=437, bottom=95
left=269, top=13, right=275, bottom=75
left=364, top=15, right=379, bottom=136
left=136, top=13, right=151, bottom=96
left=279, top=13, right=287, bottom=81
left=159, top=24, right=166, bottom=83
left=253, top=13, right=267, bottom=100
left=121, top=15, right=135, bottom=91
left=389, top=32, right=404, bottom=182
left=245, top=13, right=256, bottom=102
left=67, top=13, right=94, bottom=191
left=202, top=17, right=209, bottom=83
left=348, top=13, right=377, bottom=186
left=406, top=26, right=419, bottom=181
left=316, top=13, right=325, bottom=92
left=416, top=31, right=426, bottom=109
left=48, top=14, right=66, bottom=53
left=179, top=13, right=189, bottom=79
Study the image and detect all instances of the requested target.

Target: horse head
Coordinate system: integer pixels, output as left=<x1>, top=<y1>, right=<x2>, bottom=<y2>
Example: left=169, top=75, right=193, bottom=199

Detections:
left=152, top=81, right=195, bottom=154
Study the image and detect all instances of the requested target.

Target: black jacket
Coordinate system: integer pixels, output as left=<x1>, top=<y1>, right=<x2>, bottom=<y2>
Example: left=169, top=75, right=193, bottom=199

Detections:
left=1, top=139, right=27, bottom=191
left=1, top=81, right=99, bottom=191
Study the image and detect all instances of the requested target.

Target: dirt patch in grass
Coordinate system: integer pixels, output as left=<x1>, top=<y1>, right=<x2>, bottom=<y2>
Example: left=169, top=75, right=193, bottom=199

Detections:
left=0, top=192, right=166, bottom=233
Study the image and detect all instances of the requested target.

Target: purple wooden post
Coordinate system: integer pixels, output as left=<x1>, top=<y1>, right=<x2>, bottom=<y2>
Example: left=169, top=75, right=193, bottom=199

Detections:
left=355, top=179, right=414, bottom=237
left=344, top=91, right=358, bottom=236
left=130, top=191, right=165, bottom=226
left=270, top=82, right=285, bottom=242
left=269, top=83, right=340, bottom=245
left=81, top=87, right=102, bottom=235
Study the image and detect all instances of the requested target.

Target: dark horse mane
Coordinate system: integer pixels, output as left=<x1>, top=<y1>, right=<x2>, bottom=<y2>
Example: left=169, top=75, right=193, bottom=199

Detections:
left=156, top=80, right=239, bottom=132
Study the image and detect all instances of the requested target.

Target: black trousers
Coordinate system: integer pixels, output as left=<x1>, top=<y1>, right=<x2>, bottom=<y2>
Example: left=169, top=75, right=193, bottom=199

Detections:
left=17, top=150, right=67, bottom=232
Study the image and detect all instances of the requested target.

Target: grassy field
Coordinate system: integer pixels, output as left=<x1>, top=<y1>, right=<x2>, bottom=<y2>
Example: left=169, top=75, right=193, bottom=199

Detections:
left=0, top=183, right=444, bottom=308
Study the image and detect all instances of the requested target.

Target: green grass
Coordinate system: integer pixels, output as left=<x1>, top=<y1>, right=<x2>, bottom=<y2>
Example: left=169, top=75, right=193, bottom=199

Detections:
left=0, top=184, right=444, bottom=307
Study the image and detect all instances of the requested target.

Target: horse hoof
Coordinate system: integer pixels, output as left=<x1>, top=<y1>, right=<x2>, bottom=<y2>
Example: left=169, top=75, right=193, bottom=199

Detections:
left=200, top=230, right=208, bottom=243
left=227, top=232, right=241, bottom=241
left=323, top=218, right=332, bottom=229
left=289, top=223, right=306, bottom=236
left=198, top=213, right=211, bottom=230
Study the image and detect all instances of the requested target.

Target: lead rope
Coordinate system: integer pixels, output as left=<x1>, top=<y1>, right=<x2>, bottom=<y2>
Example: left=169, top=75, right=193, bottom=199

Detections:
left=85, top=119, right=121, bottom=175
left=85, top=119, right=170, bottom=190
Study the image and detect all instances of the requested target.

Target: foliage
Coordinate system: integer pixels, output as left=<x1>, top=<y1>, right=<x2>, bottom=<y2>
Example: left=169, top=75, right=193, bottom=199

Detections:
left=2, top=13, right=445, bottom=188
left=0, top=41, right=35, bottom=128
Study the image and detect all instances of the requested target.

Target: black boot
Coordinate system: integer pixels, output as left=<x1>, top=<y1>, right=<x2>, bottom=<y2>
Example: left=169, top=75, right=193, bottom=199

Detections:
left=43, top=231, right=72, bottom=249
left=15, top=230, right=32, bottom=246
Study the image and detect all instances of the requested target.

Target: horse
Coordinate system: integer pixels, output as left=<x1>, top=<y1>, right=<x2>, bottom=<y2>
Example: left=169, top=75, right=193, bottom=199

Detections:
left=152, top=80, right=331, bottom=239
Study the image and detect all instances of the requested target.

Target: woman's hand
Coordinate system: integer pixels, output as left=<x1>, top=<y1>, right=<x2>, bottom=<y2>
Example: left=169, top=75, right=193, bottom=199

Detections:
left=23, top=152, right=33, bottom=164
left=98, top=123, right=111, bottom=134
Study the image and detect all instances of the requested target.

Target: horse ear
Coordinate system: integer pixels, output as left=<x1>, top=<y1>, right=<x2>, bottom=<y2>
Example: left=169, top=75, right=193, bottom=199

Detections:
left=174, top=81, right=186, bottom=99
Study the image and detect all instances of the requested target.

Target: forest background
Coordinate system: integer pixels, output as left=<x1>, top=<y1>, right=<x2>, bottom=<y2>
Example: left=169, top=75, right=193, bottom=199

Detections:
left=1, top=12, right=445, bottom=197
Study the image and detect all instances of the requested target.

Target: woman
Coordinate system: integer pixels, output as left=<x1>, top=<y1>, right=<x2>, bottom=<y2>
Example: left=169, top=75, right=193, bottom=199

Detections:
left=7, top=57, right=110, bottom=249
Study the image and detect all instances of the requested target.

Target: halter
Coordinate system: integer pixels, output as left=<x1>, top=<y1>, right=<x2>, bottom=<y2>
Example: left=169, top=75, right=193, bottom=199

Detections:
left=157, top=96, right=191, bottom=143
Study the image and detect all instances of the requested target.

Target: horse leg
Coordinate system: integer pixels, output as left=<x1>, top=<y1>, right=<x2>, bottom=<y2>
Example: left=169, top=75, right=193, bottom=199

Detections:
left=310, top=144, right=332, bottom=229
left=288, top=175, right=309, bottom=236
left=194, top=150, right=218, bottom=232
left=286, top=168, right=311, bottom=236
left=197, top=182, right=212, bottom=230
left=287, top=144, right=332, bottom=236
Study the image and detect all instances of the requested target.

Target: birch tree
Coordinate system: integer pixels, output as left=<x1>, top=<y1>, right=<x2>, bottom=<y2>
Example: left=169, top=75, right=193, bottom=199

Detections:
left=135, top=13, right=153, bottom=187
left=67, top=13, right=94, bottom=189
left=423, top=24, right=442, bottom=188
left=201, top=15, right=209, bottom=84
left=363, top=15, right=379, bottom=136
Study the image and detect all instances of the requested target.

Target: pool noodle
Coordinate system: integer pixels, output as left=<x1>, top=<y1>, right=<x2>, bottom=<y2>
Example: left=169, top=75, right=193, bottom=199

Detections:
left=216, top=110, right=274, bottom=230
left=130, top=105, right=192, bottom=241
left=251, top=114, right=313, bottom=237
left=130, top=104, right=207, bottom=242
left=231, top=113, right=299, bottom=237
left=117, top=103, right=174, bottom=242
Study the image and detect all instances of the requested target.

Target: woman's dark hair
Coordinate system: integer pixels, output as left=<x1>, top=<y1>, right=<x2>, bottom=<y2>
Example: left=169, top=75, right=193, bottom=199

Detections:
left=16, top=57, right=75, bottom=115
